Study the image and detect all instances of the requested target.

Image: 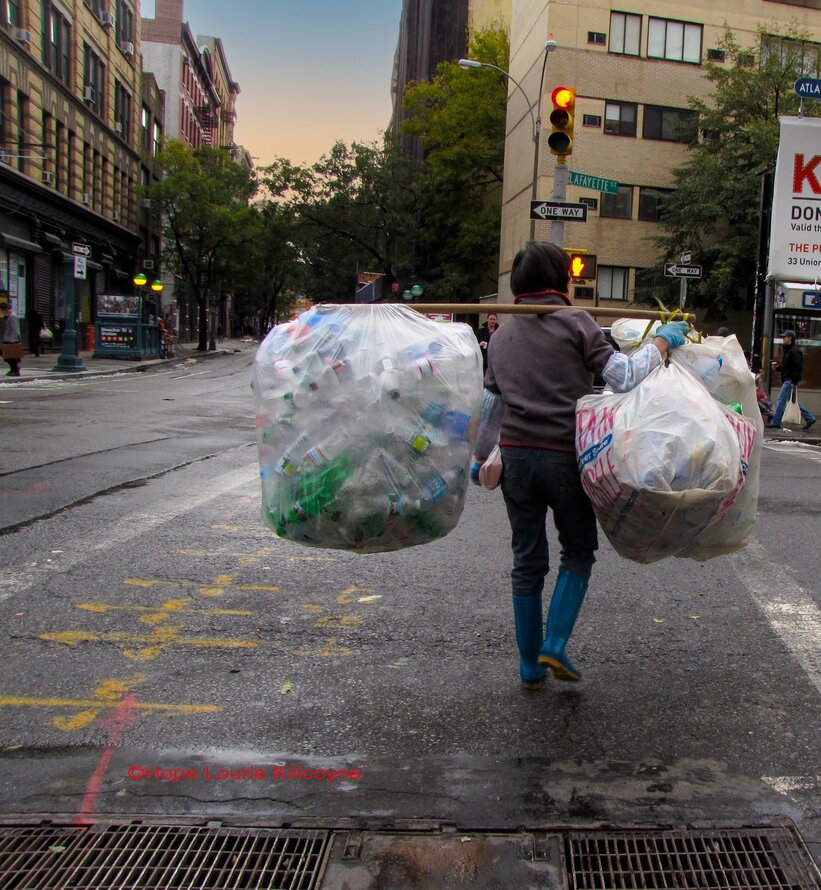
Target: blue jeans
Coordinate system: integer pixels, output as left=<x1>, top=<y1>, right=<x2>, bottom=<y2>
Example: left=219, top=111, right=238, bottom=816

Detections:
left=500, top=447, right=598, bottom=599
left=771, top=380, right=815, bottom=427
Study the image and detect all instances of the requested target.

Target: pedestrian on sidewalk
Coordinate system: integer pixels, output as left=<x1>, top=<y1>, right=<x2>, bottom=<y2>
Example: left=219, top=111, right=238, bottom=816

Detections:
left=29, top=307, right=44, bottom=357
left=470, top=240, right=690, bottom=688
left=1, top=300, right=23, bottom=377
left=768, top=330, right=815, bottom=431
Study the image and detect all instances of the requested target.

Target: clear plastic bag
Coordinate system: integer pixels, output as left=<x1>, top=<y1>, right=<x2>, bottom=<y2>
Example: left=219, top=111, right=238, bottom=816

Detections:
left=252, top=304, right=483, bottom=552
left=576, top=360, right=756, bottom=564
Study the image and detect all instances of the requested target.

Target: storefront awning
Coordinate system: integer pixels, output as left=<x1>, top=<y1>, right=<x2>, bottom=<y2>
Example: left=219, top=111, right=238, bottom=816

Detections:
left=1, top=233, right=42, bottom=254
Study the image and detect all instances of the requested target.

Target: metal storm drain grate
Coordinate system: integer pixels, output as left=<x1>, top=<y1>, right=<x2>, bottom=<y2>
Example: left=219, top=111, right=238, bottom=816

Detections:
left=0, top=823, right=329, bottom=890
left=567, top=827, right=821, bottom=890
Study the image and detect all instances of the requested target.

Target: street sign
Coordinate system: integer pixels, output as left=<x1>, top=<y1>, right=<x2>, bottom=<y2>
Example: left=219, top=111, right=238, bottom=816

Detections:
left=568, top=171, right=620, bottom=194
left=72, top=242, right=91, bottom=256
left=530, top=201, right=588, bottom=221
left=664, top=263, right=702, bottom=279
left=74, top=256, right=87, bottom=280
left=795, top=77, right=821, bottom=99
left=680, top=250, right=692, bottom=264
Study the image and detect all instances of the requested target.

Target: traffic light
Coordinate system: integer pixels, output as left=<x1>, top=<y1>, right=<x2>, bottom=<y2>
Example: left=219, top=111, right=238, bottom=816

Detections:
left=547, top=86, right=576, bottom=157
left=568, top=252, right=597, bottom=281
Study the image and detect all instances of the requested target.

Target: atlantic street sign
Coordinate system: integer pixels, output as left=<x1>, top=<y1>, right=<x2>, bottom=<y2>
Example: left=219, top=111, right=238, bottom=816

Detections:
left=795, top=77, right=821, bottom=99
left=568, top=171, right=620, bottom=194
left=664, top=263, right=702, bottom=279
left=530, top=200, right=588, bottom=221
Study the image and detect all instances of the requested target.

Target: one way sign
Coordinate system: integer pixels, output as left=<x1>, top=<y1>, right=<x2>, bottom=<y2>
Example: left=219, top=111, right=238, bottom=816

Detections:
left=664, top=263, right=702, bottom=279
left=530, top=201, right=588, bottom=222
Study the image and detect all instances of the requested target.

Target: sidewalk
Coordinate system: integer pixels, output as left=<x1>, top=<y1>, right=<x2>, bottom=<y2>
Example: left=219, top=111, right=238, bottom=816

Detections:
left=0, top=337, right=257, bottom=382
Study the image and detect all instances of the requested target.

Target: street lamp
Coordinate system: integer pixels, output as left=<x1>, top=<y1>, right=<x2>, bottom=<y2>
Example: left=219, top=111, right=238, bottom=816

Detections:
left=459, top=36, right=557, bottom=239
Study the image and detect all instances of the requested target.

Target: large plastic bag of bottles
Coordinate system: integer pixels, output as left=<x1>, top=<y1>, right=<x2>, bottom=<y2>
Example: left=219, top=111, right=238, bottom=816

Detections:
left=576, top=360, right=756, bottom=564
left=252, top=304, right=484, bottom=553
left=603, top=322, right=762, bottom=560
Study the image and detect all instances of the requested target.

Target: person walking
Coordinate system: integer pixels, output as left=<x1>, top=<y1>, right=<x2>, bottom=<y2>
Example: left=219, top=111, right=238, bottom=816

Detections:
left=1, top=301, right=23, bottom=377
left=470, top=241, right=690, bottom=688
left=476, top=313, right=499, bottom=372
left=768, top=329, right=815, bottom=431
left=29, top=307, right=44, bottom=357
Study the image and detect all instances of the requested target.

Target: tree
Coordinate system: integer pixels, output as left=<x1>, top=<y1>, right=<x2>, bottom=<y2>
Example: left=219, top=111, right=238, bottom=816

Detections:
left=146, top=141, right=258, bottom=350
left=401, top=25, right=509, bottom=298
left=654, top=25, right=821, bottom=314
left=259, top=139, right=419, bottom=302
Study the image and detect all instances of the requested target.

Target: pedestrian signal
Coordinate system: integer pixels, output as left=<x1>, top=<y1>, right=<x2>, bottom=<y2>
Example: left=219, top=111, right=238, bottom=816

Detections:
left=569, top=252, right=596, bottom=280
left=548, top=86, right=576, bottom=157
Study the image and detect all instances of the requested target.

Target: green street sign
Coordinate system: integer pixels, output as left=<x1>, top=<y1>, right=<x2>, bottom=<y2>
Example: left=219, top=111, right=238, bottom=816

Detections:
left=569, top=171, right=620, bottom=194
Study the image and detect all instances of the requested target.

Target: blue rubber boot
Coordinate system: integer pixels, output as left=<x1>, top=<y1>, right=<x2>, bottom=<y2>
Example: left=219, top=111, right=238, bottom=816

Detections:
left=512, top=594, right=547, bottom=689
left=538, top=570, right=588, bottom=682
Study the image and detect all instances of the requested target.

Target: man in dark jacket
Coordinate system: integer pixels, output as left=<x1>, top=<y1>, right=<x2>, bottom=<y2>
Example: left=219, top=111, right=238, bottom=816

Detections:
left=768, top=330, right=815, bottom=430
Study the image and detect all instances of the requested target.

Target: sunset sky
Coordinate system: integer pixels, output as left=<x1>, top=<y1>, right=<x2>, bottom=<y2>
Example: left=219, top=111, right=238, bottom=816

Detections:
left=142, top=0, right=404, bottom=168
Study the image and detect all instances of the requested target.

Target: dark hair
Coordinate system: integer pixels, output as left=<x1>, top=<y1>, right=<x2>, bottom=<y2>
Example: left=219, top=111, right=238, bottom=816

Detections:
left=510, top=241, right=570, bottom=296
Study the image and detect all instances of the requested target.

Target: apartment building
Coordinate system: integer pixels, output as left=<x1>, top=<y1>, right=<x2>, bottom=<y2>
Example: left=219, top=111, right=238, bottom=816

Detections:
left=500, top=0, right=821, bottom=331
left=0, top=0, right=162, bottom=344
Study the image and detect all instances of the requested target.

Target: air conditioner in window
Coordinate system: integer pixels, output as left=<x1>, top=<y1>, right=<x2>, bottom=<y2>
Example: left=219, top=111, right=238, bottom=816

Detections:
left=112, top=211, right=121, bottom=222
left=101, top=11, right=115, bottom=27
left=120, top=41, right=134, bottom=57
left=143, top=260, right=154, bottom=271
left=12, top=28, right=31, bottom=45
left=83, top=86, right=95, bottom=104
left=141, top=198, right=152, bottom=209
left=82, top=193, right=91, bottom=205
left=42, top=171, right=55, bottom=185
left=114, top=122, right=123, bottom=134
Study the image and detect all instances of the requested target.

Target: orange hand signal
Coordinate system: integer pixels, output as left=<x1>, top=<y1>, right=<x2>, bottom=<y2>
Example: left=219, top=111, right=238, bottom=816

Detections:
left=571, top=256, right=585, bottom=278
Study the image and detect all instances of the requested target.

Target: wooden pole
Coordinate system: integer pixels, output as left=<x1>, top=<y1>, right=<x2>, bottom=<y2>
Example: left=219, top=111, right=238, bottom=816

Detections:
left=398, top=302, right=696, bottom=323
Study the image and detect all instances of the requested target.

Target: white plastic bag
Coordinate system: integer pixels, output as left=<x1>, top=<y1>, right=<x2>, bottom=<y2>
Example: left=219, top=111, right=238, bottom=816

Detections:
left=252, top=304, right=483, bottom=552
left=576, top=361, right=755, bottom=564
left=668, top=334, right=762, bottom=559
left=782, top=386, right=802, bottom=428
left=609, top=317, right=660, bottom=353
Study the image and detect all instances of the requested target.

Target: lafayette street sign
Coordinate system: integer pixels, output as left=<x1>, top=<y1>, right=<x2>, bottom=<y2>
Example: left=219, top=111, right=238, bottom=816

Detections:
left=530, top=201, right=588, bottom=221
left=568, top=171, right=620, bottom=194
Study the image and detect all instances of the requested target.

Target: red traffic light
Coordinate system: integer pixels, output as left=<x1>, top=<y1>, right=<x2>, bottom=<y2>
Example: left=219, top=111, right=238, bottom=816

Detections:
left=551, top=86, right=575, bottom=109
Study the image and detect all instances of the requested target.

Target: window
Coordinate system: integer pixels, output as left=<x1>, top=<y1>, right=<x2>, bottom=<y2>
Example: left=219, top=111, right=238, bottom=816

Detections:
left=579, top=197, right=598, bottom=212
left=582, top=113, right=602, bottom=127
left=648, top=17, right=702, bottom=64
left=598, top=267, right=629, bottom=301
left=152, top=120, right=161, bottom=156
left=84, top=0, right=105, bottom=19
left=707, top=48, right=725, bottom=63
left=114, top=80, right=131, bottom=139
left=604, top=101, right=637, bottom=137
left=83, top=44, right=105, bottom=114
left=56, top=121, right=65, bottom=192
left=67, top=129, right=75, bottom=197
left=116, top=0, right=133, bottom=48
left=601, top=185, right=633, bottom=219
left=575, top=286, right=595, bottom=299
left=588, top=32, right=606, bottom=46
left=609, top=12, right=641, bottom=56
left=7, top=0, right=20, bottom=26
left=42, top=109, right=52, bottom=178
left=41, top=2, right=71, bottom=85
left=642, top=105, right=697, bottom=143
left=762, top=35, right=821, bottom=79
left=16, top=91, right=26, bottom=173
left=141, top=105, right=151, bottom=151
left=638, top=187, right=673, bottom=222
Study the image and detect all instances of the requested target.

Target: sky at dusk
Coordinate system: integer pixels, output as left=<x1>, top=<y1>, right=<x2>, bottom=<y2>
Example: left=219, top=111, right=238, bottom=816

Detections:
left=142, top=0, right=404, bottom=167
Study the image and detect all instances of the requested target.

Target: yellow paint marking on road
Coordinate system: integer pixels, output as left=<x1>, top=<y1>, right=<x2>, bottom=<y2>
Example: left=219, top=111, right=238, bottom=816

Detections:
left=0, top=695, right=220, bottom=714
left=234, top=546, right=278, bottom=566
left=123, top=578, right=181, bottom=588
left=337, top=585, right=376, bottom=605
left=77, top=601, right=252, bottom=617
left=40, top=629, right=257, bottom=650
left=213, top=575, right=235, bottom=585
left=175, top=549, right=209, bottom=556
left=303, top=605, right=323, bottom=614
left=236, top=584, right=280, bottom=592
left=314, top=615, right=363, bottom=629
left=293, top=556, right=336, bottom=562
left=293, top=637, right=353, bottom=658
left=211, top=523, right=259, bottom=532
left=52, top=675, right=147, bottom=730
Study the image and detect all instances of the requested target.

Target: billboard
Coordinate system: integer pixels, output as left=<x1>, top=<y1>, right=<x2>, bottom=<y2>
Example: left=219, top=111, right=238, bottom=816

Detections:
left=768, top=116, right=821, bottom=282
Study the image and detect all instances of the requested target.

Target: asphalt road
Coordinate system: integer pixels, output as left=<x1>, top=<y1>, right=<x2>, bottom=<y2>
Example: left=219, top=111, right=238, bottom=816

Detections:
left=0, top=346, right=818, bottom=869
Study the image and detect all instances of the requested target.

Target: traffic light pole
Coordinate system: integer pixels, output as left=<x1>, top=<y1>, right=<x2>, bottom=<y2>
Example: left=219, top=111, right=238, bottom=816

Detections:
left=550, top=161, right=568, bottom=247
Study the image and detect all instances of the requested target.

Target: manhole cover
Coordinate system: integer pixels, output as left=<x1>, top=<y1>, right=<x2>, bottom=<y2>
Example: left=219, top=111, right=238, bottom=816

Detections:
left=0, top=823, right=329, bottom=890
left=567, top=827, right=821, bottom=890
